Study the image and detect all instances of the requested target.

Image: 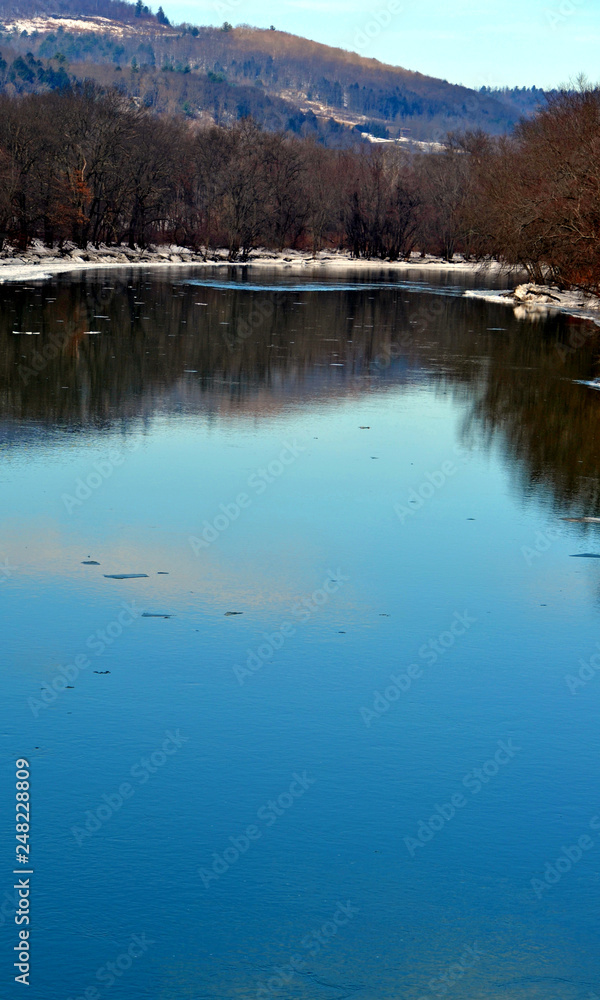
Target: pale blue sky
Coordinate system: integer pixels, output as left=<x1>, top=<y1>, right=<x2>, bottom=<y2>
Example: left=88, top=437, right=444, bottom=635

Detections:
left=162, top=0, right=599, bottom=90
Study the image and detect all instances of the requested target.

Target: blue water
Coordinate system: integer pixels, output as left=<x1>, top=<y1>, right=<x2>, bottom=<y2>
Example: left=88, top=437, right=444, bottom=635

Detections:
left=1, top=267, right=600, bottom=1000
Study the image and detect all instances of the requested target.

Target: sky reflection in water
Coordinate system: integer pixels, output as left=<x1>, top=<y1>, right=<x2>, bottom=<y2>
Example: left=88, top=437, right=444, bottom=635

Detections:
left=1, top=266, right=600, bottom=1000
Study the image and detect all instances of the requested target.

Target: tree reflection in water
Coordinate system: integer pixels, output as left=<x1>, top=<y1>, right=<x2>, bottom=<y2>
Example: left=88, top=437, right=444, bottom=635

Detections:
left=1, top=267, right=599, bottom=517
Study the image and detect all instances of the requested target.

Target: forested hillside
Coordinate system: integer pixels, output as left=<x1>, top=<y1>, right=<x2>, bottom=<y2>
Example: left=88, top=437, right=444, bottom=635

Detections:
left=1, top=82, right=598, bottom=298
left=0, top=0, right=545, bottom=141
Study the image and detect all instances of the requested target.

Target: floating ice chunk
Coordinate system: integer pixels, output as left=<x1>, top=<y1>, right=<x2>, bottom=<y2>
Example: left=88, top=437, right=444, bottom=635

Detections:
left=103, top=573, right=149, bottom=579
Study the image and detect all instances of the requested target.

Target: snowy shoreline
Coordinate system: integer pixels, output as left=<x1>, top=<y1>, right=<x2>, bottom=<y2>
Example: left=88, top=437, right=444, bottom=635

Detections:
left=465, top=283, right=600, bottom=327
left=0, top=241, right=505, bottom=284
left=1, top=242, right=598, bottom=327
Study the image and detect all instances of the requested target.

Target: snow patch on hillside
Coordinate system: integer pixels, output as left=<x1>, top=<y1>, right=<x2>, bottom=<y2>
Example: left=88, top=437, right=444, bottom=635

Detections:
left=361, top=132, right=446, bottom=152
left=0, top=15, right=171, bottom=37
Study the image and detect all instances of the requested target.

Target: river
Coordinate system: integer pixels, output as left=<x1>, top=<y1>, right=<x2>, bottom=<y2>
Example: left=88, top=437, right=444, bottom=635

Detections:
left=1, top=265, right=600, bottom=1000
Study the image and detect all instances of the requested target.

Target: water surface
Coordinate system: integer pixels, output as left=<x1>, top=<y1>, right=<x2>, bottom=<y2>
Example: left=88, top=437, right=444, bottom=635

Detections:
left=2, top=265, right=600, bottom=1000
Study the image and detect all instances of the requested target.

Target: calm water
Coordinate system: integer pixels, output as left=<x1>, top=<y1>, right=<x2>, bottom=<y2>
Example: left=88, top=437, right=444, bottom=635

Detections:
left=2, top=265, right=600, bottom=1000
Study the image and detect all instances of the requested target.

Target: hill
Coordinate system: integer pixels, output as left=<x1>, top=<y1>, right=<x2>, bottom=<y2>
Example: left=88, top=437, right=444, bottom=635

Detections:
left=0, top=0, right=546, bottom=142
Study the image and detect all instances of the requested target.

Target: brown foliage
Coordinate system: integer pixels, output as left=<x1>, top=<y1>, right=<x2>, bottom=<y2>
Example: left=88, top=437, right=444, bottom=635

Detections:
left=0, top=80, right=598, bottom=294
left=466, top=85, right=600, bottom=290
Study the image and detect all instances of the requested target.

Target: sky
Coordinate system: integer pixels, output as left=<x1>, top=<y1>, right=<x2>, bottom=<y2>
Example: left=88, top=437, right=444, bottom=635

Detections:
left=160, top=0, right=599, bottom=90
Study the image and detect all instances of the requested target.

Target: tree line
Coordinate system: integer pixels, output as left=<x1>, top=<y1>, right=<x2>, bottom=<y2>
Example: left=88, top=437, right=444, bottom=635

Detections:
left=0, top=82, right=598, bottom=291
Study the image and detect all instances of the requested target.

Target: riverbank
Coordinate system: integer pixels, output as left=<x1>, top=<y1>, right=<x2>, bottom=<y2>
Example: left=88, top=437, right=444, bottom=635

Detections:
left=465, top=283, right=600, bottom=327
left=0, top=240, right=505, bottom=284
left=1, top=241, right=598, bottom=327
